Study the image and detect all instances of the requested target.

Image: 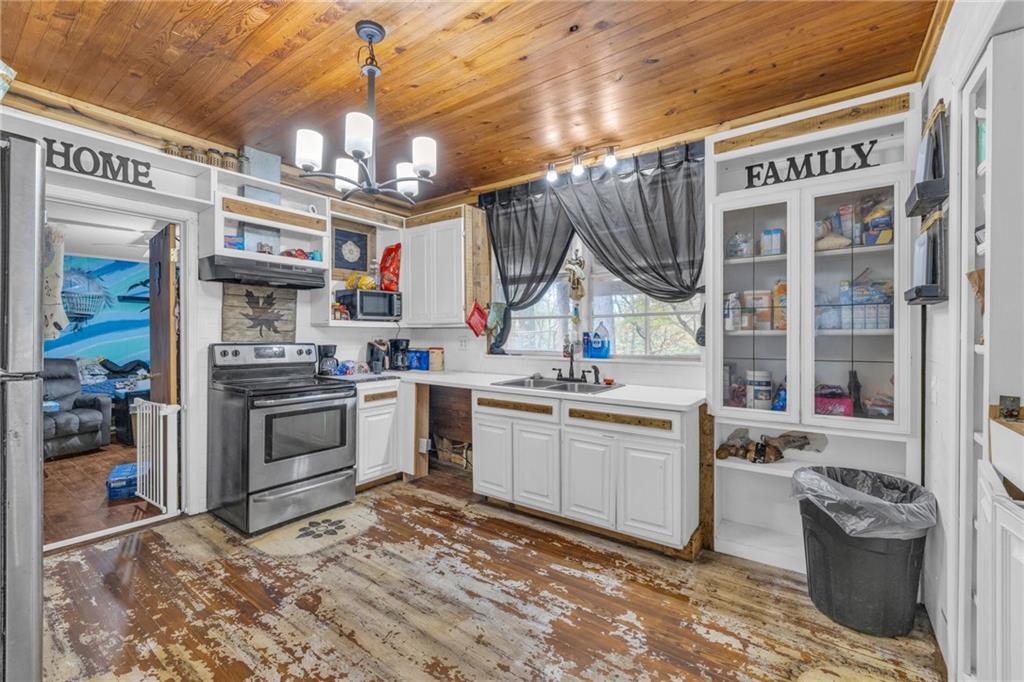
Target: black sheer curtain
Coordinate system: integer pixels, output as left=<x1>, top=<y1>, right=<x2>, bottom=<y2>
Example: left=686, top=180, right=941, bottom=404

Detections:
left=551, top=144, right=704, bottom=304
left=480, top=183, right=575, bottom=353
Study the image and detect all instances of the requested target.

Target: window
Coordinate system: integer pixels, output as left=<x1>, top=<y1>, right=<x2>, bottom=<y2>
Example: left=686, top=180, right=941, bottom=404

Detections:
left=499, top=242, right=703, bottom=359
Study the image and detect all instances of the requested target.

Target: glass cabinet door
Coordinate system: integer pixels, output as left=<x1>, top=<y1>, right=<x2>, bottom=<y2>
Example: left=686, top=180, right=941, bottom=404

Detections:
left=719, top=200, right=795, bottom=418
left=808, top=182, right=898, bottom=424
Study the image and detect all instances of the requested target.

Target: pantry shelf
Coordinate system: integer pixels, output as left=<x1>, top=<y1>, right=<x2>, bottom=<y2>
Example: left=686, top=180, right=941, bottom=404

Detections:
left=715, top=457, right=804, bottom=478
left=724, top=330, right=787, bottom=336
left=814, top=244, right=895, bottom=258
left=715, top=520, right=806, bottom=574
left=815, top=328, right=894, bottom=336
left=724, top=253, right=787, bottom=265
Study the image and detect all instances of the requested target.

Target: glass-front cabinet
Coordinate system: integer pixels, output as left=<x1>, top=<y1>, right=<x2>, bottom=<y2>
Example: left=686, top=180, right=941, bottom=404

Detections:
left=803, top=177, right=905, bottom=430
left=712, top=194, right=800, bottom=423
left=711, top=172, right=911, bottom=434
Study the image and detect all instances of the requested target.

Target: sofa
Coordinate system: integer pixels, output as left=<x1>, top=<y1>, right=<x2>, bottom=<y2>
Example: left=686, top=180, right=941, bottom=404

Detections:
left=42, top=358, right=112, bottom=459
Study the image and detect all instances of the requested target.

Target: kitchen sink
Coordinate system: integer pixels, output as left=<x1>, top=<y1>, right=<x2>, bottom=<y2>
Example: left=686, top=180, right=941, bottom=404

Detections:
left=492, top=377, right=563, bottom=389
left=545, top=382, right=622, bottom=394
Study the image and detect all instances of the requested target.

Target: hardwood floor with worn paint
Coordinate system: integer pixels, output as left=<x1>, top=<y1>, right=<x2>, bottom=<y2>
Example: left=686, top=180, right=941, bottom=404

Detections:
left=43, top=467, right=944, bottom=681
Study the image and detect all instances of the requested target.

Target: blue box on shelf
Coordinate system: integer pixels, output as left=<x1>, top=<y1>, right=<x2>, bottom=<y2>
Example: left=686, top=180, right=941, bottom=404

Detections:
left=106, top=463, right=138, bottom=501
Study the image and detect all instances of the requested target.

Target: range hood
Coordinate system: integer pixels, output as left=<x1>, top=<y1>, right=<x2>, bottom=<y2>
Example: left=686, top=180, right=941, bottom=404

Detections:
left=198, top=254, right=326, bottom=290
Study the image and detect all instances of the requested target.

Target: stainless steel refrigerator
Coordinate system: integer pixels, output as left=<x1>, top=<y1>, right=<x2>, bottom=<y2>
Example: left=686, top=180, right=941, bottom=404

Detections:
left=0, top=131, right=44, bottom=681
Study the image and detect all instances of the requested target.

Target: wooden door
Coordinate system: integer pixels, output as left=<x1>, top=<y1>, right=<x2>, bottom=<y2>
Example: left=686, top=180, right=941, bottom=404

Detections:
left=357, top=404, right=398, bottom=485
left=149, top=224, right=178, bottom=404
left=471, top=415, right=512, bottom=500
left=431, top=219, right=465, bottom=324
left=512, top=421, right=560, bottom=514
left=562, top=428, right=616, bottom=529
left=617, top=436, right=681, bottom=545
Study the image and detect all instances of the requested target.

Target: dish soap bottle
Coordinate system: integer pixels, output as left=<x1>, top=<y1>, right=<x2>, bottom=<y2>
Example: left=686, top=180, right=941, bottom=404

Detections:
left=591, top=322, right=611, bottom=359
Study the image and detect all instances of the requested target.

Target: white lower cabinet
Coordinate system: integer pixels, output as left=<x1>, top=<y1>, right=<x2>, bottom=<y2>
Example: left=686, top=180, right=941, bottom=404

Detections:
left=356, top=402, right=400, bottom=485
left=976, top=461, right=1024, bottom=682
left=617, top=436, right=681, bottom=545
left=512, top=421, right=560, bottom=513
left=472, top=415, right=513, bottom=500
left=561, top=429, right=616, bottom=529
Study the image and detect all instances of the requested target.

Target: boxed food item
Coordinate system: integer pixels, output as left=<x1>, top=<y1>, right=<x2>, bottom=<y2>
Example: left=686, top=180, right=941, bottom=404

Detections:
left=772, top=280, right=787, bottom=330
left=864, top=304, right=878, bottom=329
left=841, top=305, right=853, bottom=329
left=853, top=305, right=866, bottom=329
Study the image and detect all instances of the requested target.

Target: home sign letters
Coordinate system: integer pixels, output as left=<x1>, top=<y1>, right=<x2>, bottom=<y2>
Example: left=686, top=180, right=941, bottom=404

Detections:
left=745, top=140, right=879, bottom=189
left=43, top=138, right=154, bottom=189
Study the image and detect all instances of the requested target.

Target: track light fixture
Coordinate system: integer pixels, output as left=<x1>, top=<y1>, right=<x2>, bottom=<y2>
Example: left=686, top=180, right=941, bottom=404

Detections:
left=546, top=163, right=558, bottom=183
left=571, top=154, right=585, bottom=177
left=603, top=146, right=618, bottom=169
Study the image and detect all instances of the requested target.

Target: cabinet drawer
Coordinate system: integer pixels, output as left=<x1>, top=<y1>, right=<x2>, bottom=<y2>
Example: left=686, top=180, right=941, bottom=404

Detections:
left=473, top=390, right=559, bottom=423
left=562, top=401, right=682, bottom=439
left=357, top=380, right=400, bottom=408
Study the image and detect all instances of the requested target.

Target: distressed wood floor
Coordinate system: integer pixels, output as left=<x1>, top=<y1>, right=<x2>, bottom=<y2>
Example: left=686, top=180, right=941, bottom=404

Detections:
left=43, top=467, right=945, bottom=681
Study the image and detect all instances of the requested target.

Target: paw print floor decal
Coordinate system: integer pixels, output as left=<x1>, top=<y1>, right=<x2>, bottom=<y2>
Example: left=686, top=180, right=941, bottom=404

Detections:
left=296, top=518, right=346, bottom=539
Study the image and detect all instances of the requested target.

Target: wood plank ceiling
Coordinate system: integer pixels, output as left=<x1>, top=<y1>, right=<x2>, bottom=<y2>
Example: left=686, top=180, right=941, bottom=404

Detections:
left=1, top=1, right=939, bottom=201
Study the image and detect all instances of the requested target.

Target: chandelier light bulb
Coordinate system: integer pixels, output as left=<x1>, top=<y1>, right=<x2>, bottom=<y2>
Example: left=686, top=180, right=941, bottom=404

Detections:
left=295, top=129, right=323, bottom=171
left=396, top=162, right=418, bottom=196
left=546, top=163, right=558, bottom=183
left=334, top=157, right=359, bottom=191
left=412, top=136, right=437, bottom=177
left=344, top=112, right=374, bottom=159
left=571, top=155, right=584, bottom=177
left=603, top=147, right=618, bottom=169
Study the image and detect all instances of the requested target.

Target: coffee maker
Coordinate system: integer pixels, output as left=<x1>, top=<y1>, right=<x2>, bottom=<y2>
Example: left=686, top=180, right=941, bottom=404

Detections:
left=366, top=340, right=389, bottom=373
left=388, top=338, right=410, bottom=371
left=317, top=344, right=339, bottom=375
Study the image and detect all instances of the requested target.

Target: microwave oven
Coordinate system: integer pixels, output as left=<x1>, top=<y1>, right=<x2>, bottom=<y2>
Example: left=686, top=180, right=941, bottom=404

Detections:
left=335, top=288, right=402, bottom=321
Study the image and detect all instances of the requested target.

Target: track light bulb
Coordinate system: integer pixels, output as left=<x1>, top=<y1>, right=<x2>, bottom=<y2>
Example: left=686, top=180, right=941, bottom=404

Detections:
left=603, top=147, right=618, bottom=169
left=571, top=155, right=584, bottom=177
left=546, top=163, right=558, bottom=183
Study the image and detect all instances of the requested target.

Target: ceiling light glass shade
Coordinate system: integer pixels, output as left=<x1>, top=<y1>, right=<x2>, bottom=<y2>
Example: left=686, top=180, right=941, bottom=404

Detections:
left=412, top=136, right=437, bottom=177
left=546, top=163, right=558, bottom=183
left=334, top=157, right=359, bottom=191
left=295, top=129, right=324, bottom=171
left=344, top=112, right=374, bottom=158
left=396, top=162, right=418, bottom=196
left=603, top=148, right=618, bottom=169
left=571, top=156, right=584, bottom=177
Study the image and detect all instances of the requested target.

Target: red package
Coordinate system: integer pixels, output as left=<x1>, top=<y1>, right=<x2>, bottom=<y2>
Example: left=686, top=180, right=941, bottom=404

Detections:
left=379, top=243, right=401, bottom=291
left=466, top=301, right=487, bottom=337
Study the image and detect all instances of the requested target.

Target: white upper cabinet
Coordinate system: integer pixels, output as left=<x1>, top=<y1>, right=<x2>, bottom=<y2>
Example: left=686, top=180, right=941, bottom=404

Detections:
left=404, top=225, right=434, bottom=326
left=403, top=218, right=465, bottom=326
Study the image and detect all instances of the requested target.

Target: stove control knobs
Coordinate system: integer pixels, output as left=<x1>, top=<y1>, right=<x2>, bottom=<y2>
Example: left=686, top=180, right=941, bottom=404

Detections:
left=231, top=350, right=241, bottom=357
left=219, top=350, right=228, bottom=358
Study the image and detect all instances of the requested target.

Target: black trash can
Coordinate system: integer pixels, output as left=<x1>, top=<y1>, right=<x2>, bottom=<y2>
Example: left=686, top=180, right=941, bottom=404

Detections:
left=792, top=466, right=937, bottom=637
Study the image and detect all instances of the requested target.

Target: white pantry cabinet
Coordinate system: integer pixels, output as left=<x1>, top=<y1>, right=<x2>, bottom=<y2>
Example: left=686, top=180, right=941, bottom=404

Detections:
left=356, top=382, right=401, bottom=485
left=472, top=415, right=513, bottom=500
left=562, top=429, right=616, bottom=530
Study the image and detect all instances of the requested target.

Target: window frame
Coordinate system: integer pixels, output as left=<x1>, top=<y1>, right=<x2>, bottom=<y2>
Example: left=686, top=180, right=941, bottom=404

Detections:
left=493, top=241, right=704, bottom=361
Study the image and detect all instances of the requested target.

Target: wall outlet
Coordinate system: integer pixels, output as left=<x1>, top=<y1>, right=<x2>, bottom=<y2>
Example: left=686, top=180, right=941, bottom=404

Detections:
left=458, top=336, right=468, bottom=350
left=417, top=437, right=431, bottom=454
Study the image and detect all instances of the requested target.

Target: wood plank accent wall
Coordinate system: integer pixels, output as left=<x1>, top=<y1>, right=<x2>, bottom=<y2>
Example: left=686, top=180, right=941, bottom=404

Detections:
left=331, top=198, right=405, bottom=229
left=405, top=205, right=464, bottom=228
left=566, top=408, right=673, bottom=431
left=429, top=386, right=472, bottom=444
left=463, top=205, right=491, bottom=317
left=222, top=197, right=327, bottom=231
left=477, top=398, right=553, bottom=416
left=713, top=93, right=911, bottom=154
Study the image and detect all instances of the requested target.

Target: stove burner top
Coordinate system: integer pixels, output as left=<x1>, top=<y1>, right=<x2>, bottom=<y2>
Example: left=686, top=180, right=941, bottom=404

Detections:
left=213, top=376, right=353, bottom=397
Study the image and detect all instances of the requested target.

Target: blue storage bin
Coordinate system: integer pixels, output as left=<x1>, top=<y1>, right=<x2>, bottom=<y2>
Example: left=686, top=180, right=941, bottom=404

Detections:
left=106, top=463, right=138, bottom=501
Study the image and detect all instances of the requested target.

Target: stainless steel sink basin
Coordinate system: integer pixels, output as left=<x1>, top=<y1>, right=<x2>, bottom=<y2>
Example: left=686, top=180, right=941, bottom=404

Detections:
left=492, top=377, right=563, bottom=389
left=545, top=382, right=622, bottom=394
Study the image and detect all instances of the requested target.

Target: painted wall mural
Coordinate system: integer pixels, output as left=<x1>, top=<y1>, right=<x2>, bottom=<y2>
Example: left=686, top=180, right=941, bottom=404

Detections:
left=43, top=255, right=150, bottom=365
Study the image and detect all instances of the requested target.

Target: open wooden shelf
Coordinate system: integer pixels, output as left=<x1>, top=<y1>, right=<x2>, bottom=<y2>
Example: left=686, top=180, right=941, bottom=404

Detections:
left=715, top=519, right=805, bottom=574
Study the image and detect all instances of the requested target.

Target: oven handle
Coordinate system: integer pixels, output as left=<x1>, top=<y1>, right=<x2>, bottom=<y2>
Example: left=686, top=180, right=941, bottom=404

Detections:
left=251, top=392, right=354, bottom=408
left=252, top=471, right=354, bottom=502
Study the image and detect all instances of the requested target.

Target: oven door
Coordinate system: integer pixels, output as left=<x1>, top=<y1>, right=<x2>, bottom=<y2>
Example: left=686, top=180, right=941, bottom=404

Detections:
left=248, top=393, right=356, bottom=492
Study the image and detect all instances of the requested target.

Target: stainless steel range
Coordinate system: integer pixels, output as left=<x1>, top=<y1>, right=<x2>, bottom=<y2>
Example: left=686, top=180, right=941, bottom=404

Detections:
left=207, top=343, right=357, bottom=534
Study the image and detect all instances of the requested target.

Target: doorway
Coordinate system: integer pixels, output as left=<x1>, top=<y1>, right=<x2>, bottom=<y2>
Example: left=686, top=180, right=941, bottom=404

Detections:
left=41, top=198, right=181, bottom=549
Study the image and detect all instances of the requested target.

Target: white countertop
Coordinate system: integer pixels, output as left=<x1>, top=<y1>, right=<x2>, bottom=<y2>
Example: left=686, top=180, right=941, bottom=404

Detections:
left=387, top=370, right=706, bottom=412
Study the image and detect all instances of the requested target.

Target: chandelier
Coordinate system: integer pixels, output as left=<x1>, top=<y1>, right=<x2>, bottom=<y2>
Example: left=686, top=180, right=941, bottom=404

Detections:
left=293, top=20, right=436, bottom=205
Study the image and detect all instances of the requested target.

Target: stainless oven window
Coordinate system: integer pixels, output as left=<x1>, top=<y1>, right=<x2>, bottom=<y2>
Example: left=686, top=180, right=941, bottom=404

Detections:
left=264, top=406, right=347, bottom=462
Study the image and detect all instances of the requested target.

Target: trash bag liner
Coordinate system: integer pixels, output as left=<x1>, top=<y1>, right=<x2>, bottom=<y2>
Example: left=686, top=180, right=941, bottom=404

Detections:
left=792, top=466, right=937, bottom=540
